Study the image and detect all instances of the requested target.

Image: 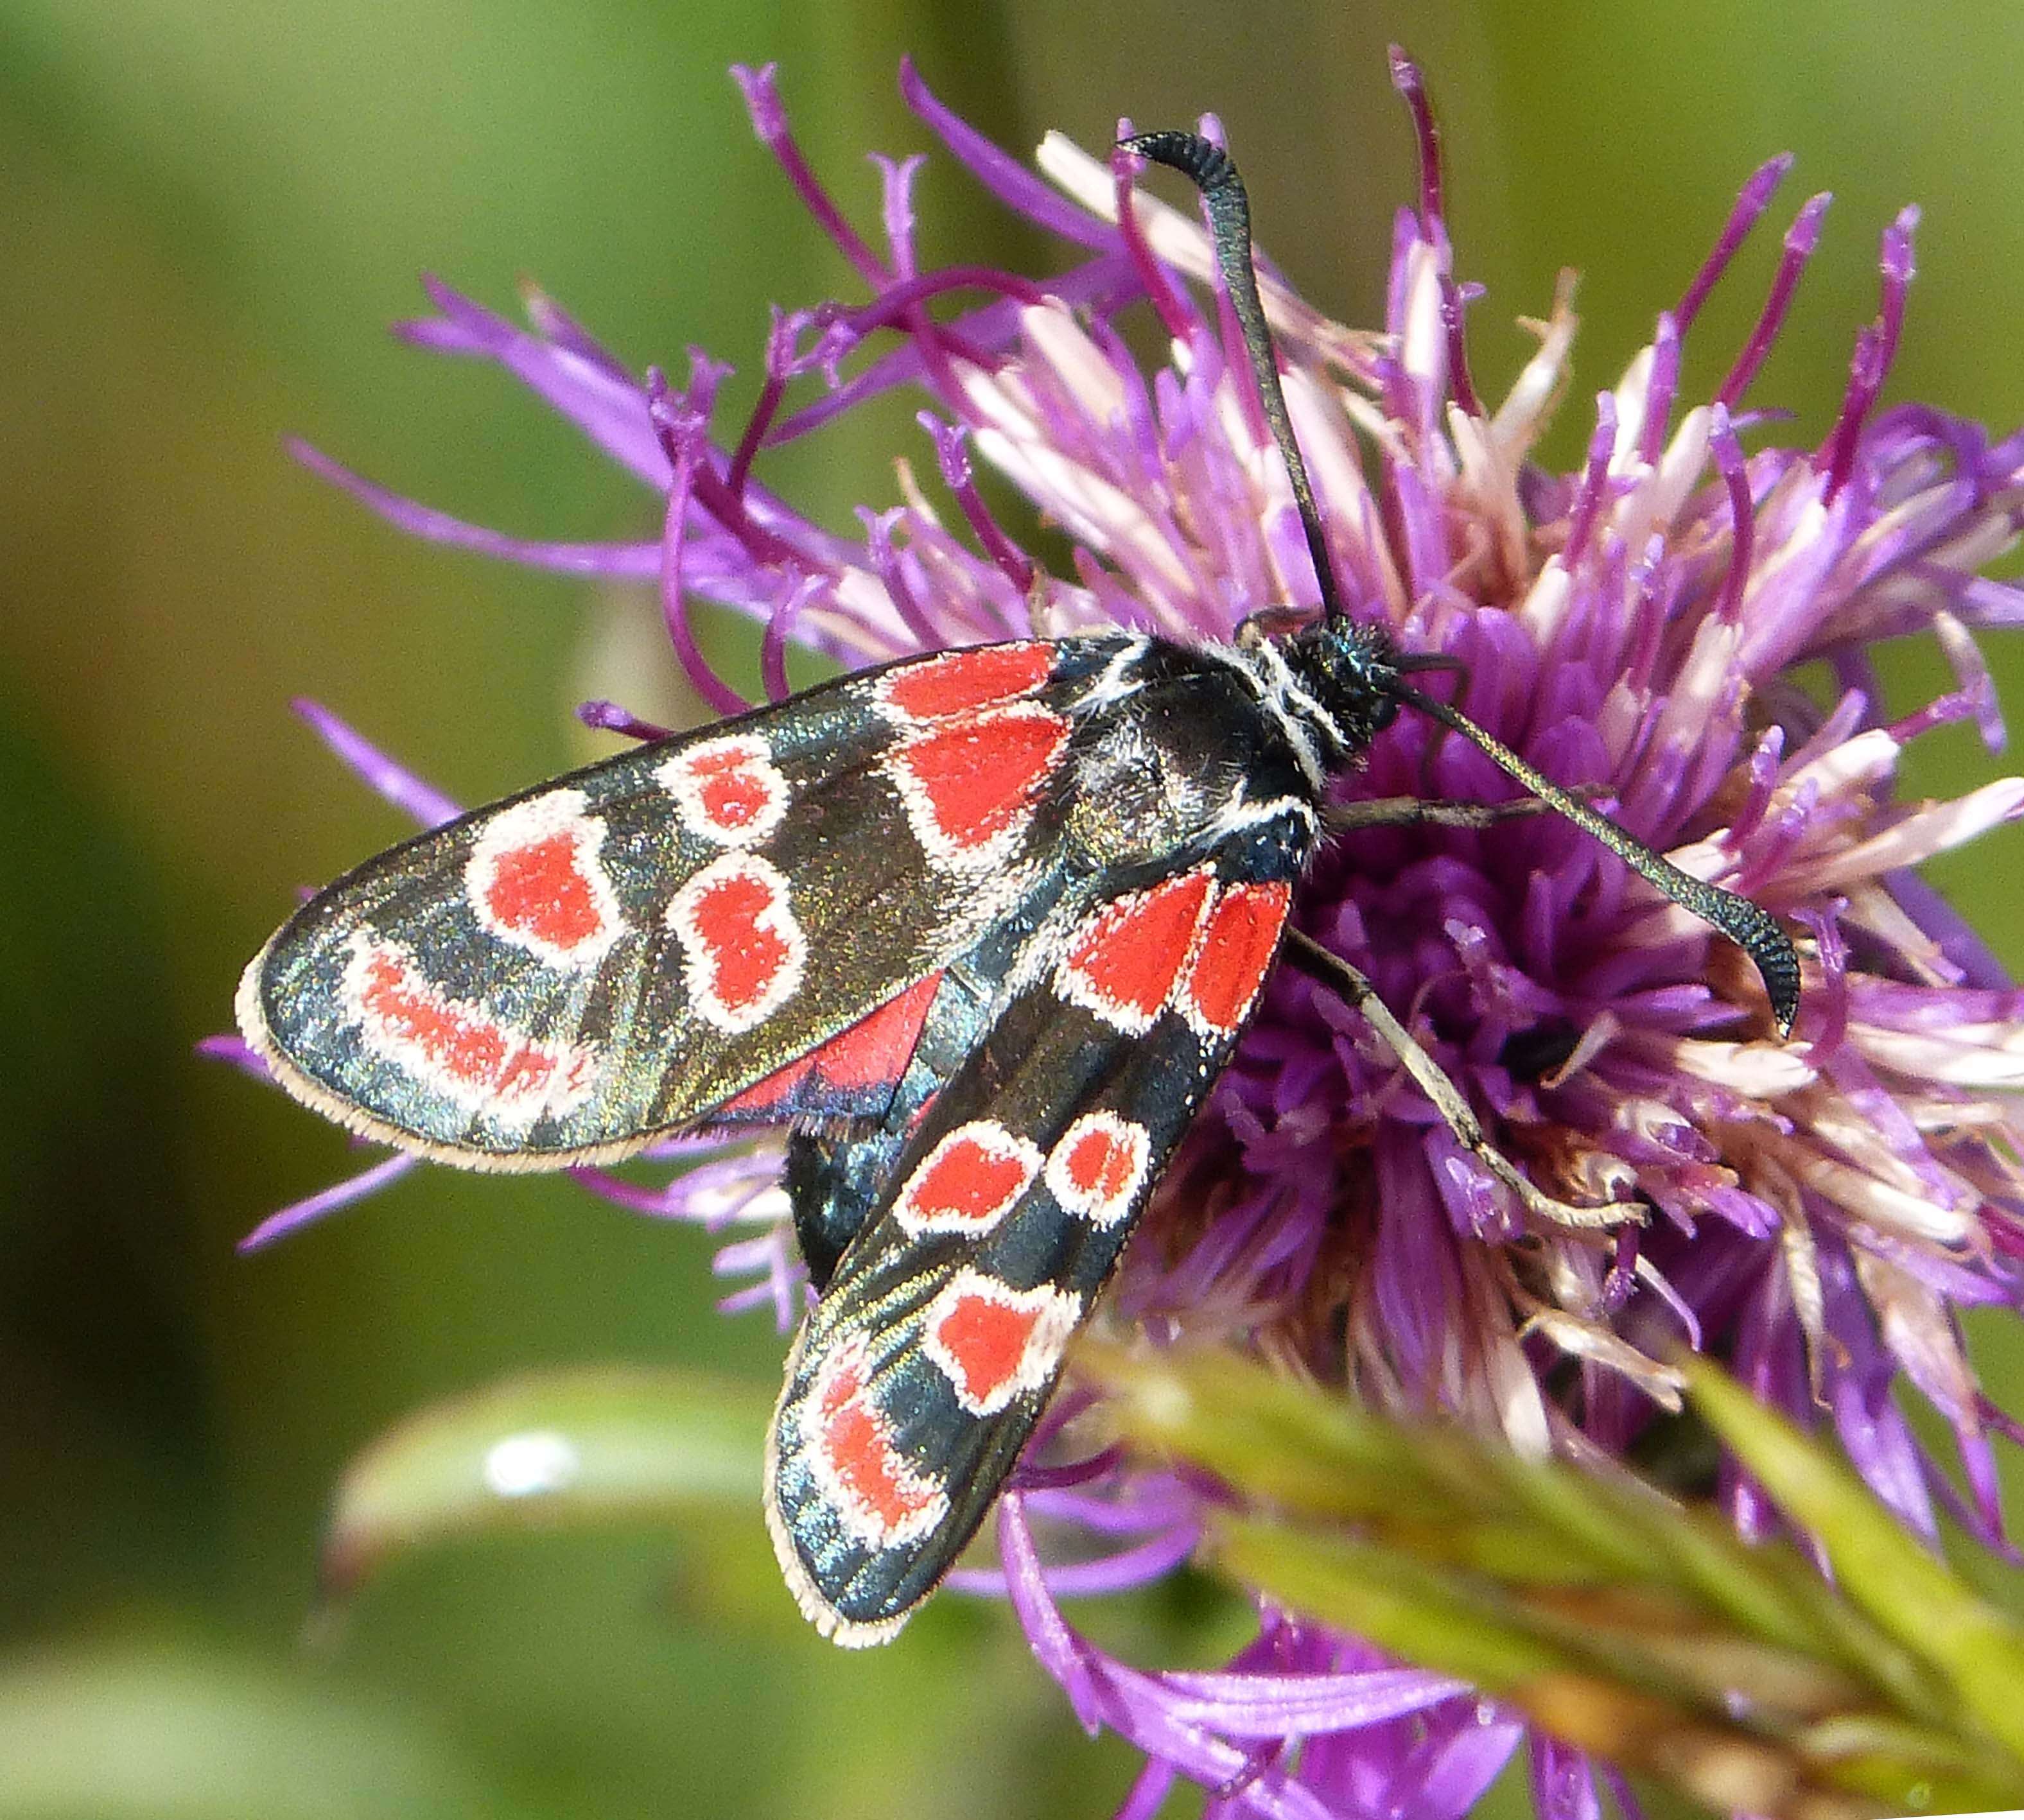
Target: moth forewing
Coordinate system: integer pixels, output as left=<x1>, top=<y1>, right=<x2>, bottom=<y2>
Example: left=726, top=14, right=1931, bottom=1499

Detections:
left=238, top=640, right=1130, bottom=1168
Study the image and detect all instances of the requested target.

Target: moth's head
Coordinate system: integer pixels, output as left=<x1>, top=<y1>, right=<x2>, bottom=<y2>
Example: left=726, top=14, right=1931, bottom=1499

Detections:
left=1282, top=617, right=1403, bottom=754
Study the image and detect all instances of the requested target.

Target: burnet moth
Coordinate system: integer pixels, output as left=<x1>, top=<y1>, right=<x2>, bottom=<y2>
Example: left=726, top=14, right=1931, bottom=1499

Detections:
left=236, top=132, right=1801, bottom=1645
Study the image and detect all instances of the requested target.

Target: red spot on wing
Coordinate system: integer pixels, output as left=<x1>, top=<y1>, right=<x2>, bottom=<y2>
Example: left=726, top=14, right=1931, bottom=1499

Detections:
left=1181, top=880, right=1292, bottom=1034
left=659, top=736, right=788, bottom=845
left=890, top=706, right=1068, bottom=862
left=671, top=854, right=806, bottom=1033
left=1045, top=1112, right=1150, bottom=1227
left=346, top=937, right=596, bottom=1116
left=811, top=1341, right=945, bottom=1545
left=1067, top=1131, right=1134, bottom=1201
left=466, top=792, right=622, bottom=966
left=881, top=643, right=1053, bottom=721
left=358, top=948, right=514, bottom=1089
left=894, top=1122, right=1043, bottom=1236
left=921, top=1272, right=1081, bottom=1416
left=694, top=756, right=771, bottom=831
left=1058, top=871, right=1214, bottom=1032
left=720, top=973, right=943, bottom=1116
left=482, top=833, right=604, bottom=951
left=691, top=872, right=790, bottom=1010
left=932, top=1295, right=1039, bottom=1407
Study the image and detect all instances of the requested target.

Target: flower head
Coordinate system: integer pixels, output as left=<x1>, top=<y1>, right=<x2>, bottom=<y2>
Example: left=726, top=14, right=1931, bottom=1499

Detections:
left=225, top=52, right=2024, bottom=1818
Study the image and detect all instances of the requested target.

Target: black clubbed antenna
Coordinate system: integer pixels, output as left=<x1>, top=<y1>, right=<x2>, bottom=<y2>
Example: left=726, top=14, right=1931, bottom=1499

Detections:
left=1120, top=131, right=1350, bottom=628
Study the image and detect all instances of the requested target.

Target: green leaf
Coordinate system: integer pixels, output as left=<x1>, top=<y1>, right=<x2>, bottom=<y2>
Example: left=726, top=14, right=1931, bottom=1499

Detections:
left=1683, top=1352, right=2024, bottom=1764
left=1210, top=1516, right=1833, bottom=1820
left=322, top=1365, right=771, bottom=1599
left=1084, top=1340, right=2024, bottom=1819
left=1212, top=1516, right=1579, bottom=1690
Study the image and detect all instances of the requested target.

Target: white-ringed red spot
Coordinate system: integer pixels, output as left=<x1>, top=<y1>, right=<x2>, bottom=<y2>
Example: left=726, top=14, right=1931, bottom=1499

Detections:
left=892, top=1121, right=1043, bottom=1238
left=668, top=853, right=807, bottom=1034
left=339, top=933, right=598, bottom=1123
left=656, top=734, right=789, bottom=847
left=876, top=642, right=1054, bottom=724
left=1043, top=1111, right=1151, bottom=1229
left=805, top=1333, right=948, bottom=1550
left=884, top=702, right=1069, bottom=870
left=1179, top=878, right=1292, bottom=1036
left=920, top=1270, right=1083, bottom=1416
left=1056, top=869, right=1215, bottom=1034
left=464, top=789, right=625, bottom=969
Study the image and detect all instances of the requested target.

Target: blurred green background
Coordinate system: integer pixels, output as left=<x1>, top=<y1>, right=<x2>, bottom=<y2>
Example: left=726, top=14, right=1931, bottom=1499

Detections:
left=7, top=3, right=2024, bottom=1815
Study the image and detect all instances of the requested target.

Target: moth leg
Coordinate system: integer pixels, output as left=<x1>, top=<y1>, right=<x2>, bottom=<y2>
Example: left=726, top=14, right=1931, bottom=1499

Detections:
left=1281, top=928, right=1636, bottom=1231
left=1325, top=783, right=1603, bottom=836
left=1392, top=654, right=1472, bottom=795
left=1234, top=605, right=1316, bottom=646
left=1325, top=795, right=1551, bottom=835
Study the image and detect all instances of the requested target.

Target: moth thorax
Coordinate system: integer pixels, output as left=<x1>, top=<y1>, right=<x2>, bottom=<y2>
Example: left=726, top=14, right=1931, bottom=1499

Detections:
left=1063, top=713, right=1216, bottom=865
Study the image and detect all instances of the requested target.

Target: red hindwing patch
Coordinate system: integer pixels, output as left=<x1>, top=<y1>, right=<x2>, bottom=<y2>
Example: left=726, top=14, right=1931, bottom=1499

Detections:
left=464, top=790, right=625, bottom=969
left=877, top=642, right=1054, bottom=723
left=340, top=933, right=598, bottom=1121
left=668, top=853, right=807, bottom=1034
left=807, top=1335, right=948, bottom=1549
left=920, top=1270, right=1083, bottom=1416
left=721, top=972, right=944, bottom=1116
left=892, top=1121, right=1044, bottom=1238
left=1180, top=879, right=1293, bottom=1036
left=798, top=972, right=943, bottom=1089
left=886, top=704, right=1069, bottom=869
left=1056, top=869, right=1215, bottom=1034
left=1043, top=1110, right=1152, bottom=1228
left=656, top=734, right=790, bottom=848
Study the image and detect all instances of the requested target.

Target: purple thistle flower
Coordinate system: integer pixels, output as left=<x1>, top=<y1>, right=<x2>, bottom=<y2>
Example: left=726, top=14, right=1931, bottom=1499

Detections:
left=223, top=53, right=2024, bottom=1818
